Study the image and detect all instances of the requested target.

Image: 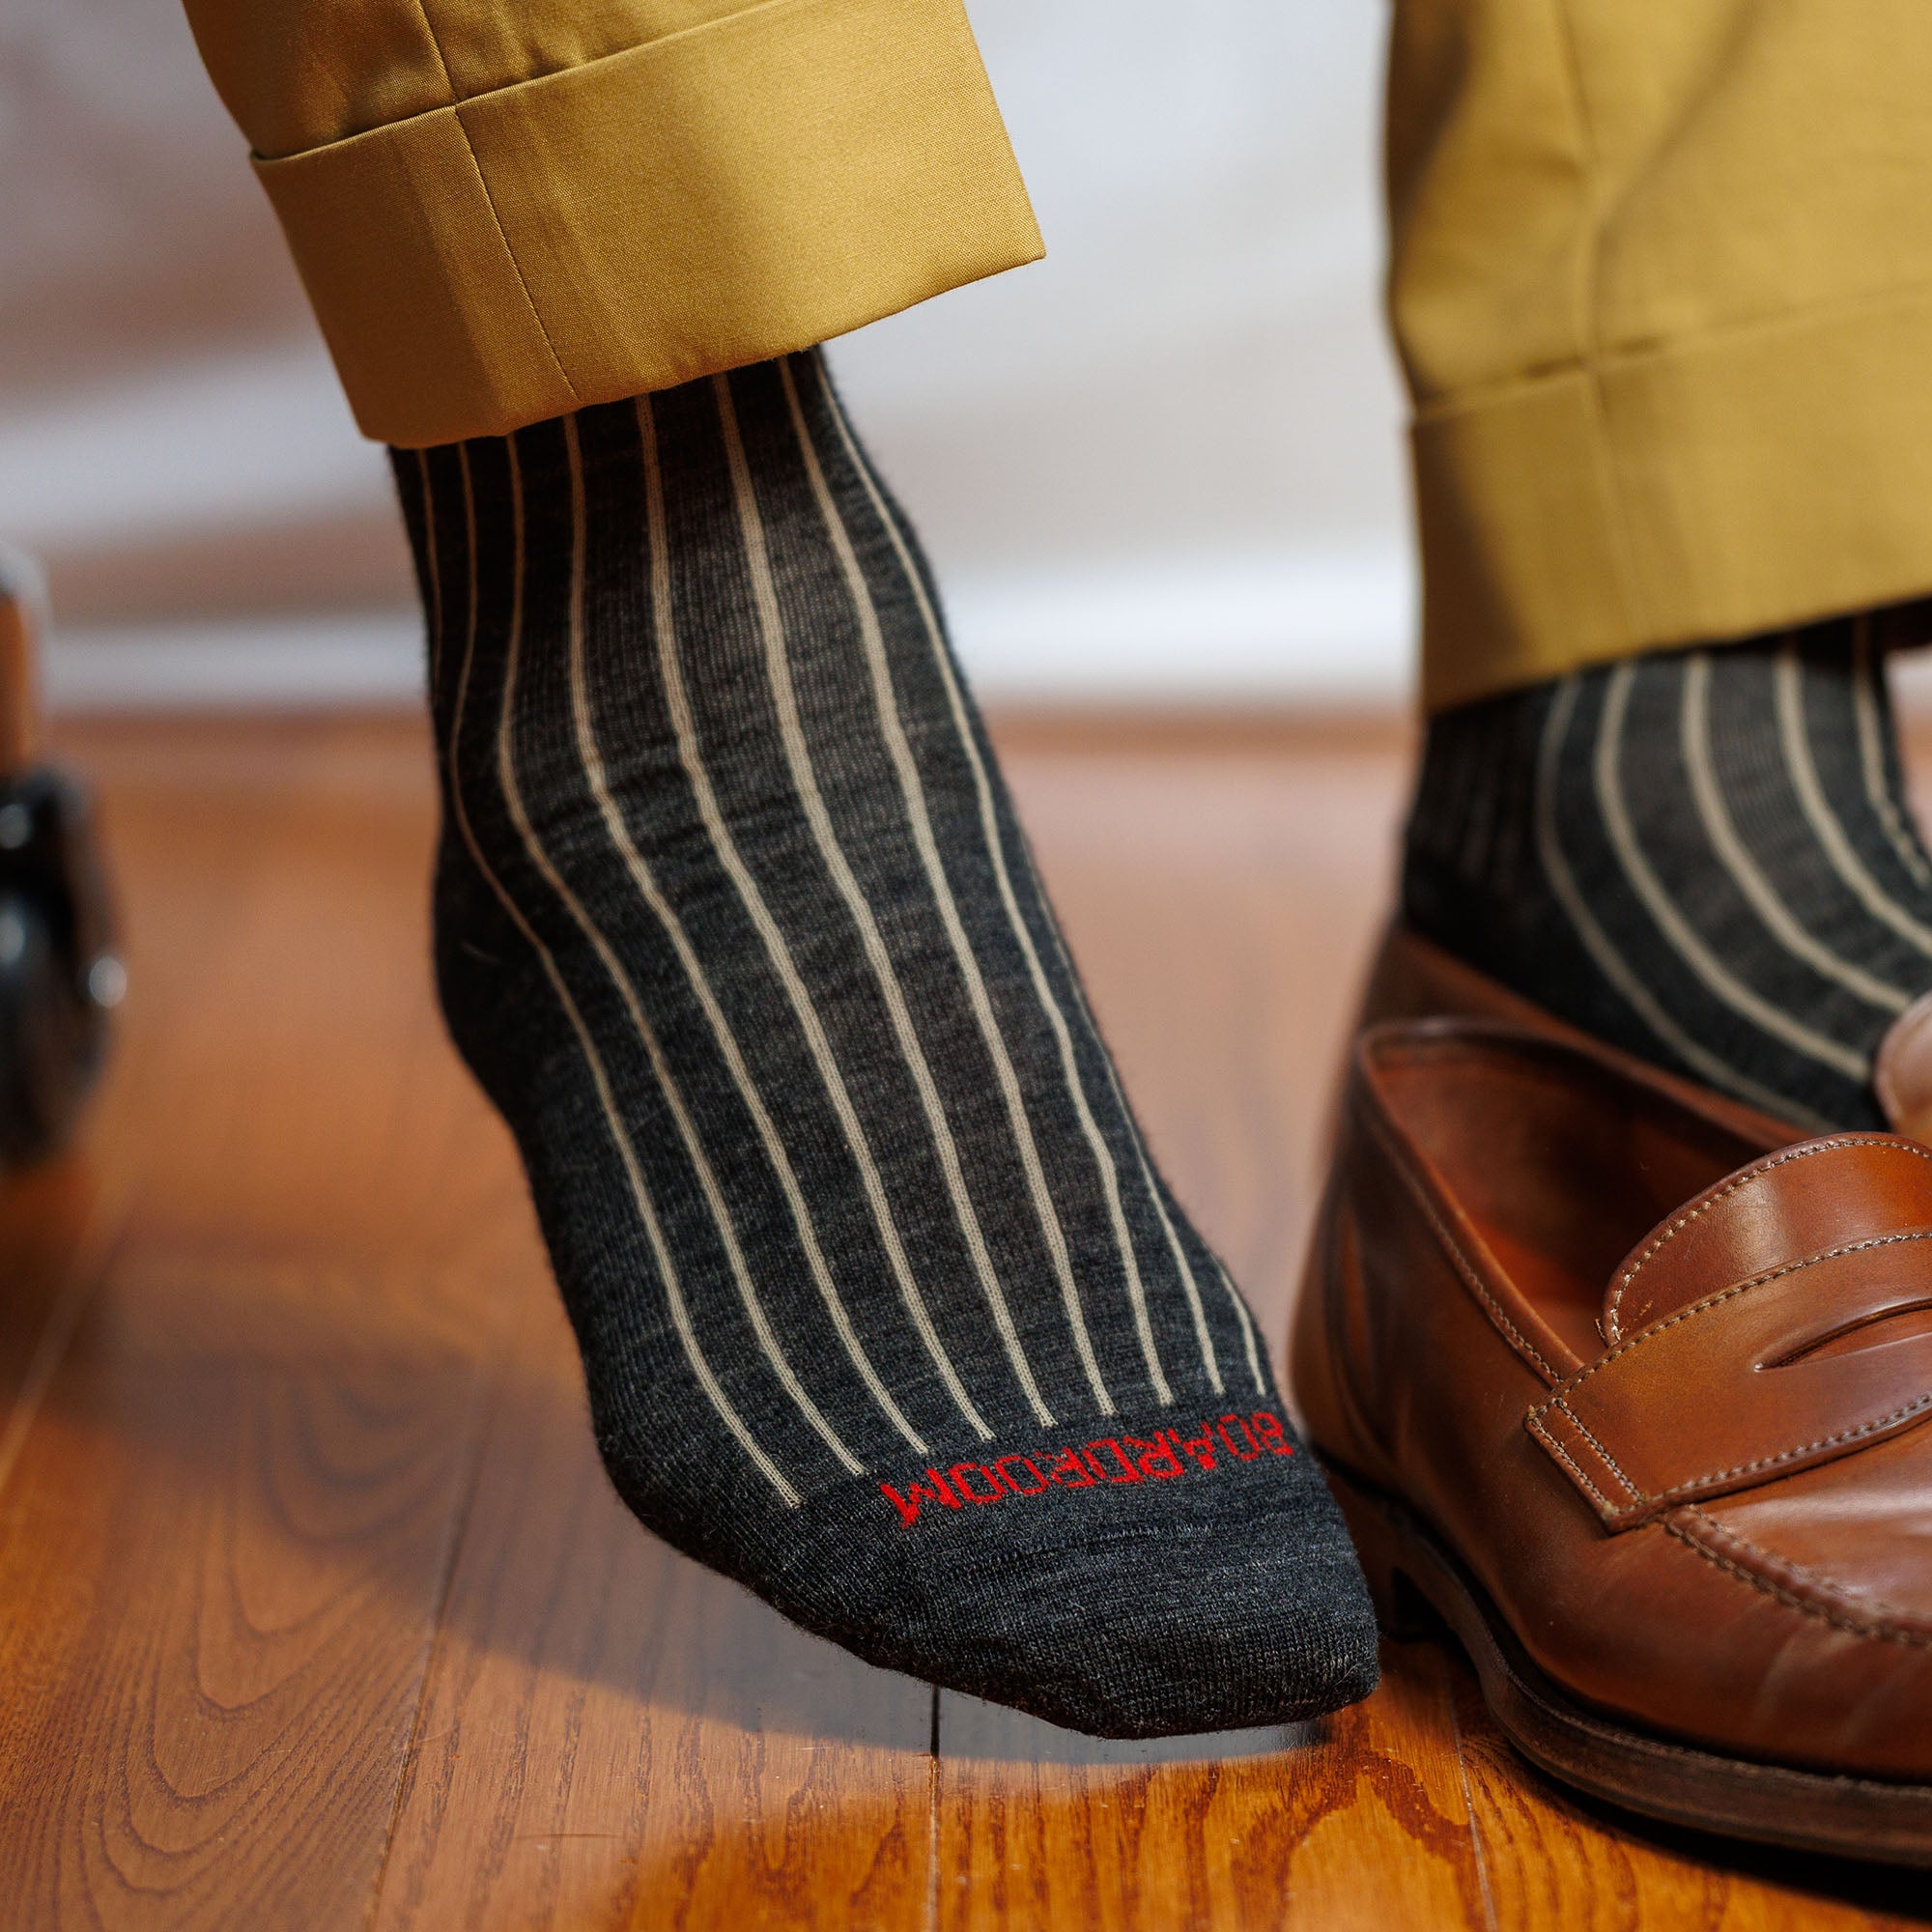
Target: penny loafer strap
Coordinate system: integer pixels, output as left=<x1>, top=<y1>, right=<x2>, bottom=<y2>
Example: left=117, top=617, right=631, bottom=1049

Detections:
left=1527, top=1229, right=1932, bottom=1530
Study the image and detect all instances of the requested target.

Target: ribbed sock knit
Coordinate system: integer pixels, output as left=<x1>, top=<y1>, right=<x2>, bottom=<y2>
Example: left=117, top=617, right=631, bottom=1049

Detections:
left=1405, top=612, right=1932, bottom=1130
left=390, top=352, right=1377, bottom=1737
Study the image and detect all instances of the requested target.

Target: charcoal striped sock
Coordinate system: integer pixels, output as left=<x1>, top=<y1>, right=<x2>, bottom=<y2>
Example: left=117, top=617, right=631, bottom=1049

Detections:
left=390, top=351, right=1377, bottom=1737
left=1404, top=612, right=1932, bottom=1129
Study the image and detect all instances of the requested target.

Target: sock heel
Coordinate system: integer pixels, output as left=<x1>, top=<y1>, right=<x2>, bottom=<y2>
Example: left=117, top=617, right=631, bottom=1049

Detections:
left=1320, top=1457, right=1436, bottom=1640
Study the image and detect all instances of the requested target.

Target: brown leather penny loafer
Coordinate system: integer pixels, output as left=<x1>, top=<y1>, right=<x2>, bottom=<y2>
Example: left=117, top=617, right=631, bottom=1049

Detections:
left=1293, top=1016, right=1932, bottom=1864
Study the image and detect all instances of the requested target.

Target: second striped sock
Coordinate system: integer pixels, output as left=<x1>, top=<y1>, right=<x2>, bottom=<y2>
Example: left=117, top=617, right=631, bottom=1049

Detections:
left=1405, top=612, right=1932, bottom=1129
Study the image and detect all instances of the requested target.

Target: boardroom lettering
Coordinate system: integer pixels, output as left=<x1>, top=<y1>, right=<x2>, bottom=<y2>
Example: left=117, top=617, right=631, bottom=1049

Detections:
left=879, top=1411, right=1294, bottom=1526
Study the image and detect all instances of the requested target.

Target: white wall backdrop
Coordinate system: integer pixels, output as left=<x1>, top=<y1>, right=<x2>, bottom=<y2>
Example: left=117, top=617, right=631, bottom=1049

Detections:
left=0, top=0, right=1413, bottom=705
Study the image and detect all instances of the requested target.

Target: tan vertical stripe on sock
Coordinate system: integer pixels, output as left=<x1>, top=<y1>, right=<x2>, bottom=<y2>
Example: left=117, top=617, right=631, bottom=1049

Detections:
left=1595, top=661, right=1866, bottom=1081
left=1535, top=676, right=1814, bottom=1124
left=445, top=443, right=803, bottom=1506
left=776, top=364, right=1124, bottom=1412
left=1680, top=651, right=1908, bottom=1013
left=713, top=376, right=1061, bottom=1428
left=635, top=398, right=996, bottom=1443
left=807, top=363, right=1198, bottom=1402
left=506, top=433, right=863, bottom=1475
left=561, top=419, right=927, bottom=1457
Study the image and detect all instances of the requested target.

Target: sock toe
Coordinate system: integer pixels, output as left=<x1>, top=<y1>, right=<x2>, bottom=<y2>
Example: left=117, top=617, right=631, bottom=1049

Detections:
left=774, top=1419, right=1380, bottom=1739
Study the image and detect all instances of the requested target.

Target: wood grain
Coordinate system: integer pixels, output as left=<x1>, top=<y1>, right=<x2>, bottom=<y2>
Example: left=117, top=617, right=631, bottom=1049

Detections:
left=0, top=709, right=1924, bottom=1929
left=933, top=1641, right=1486, bottom=1932
left=368, top=1216, right=934, bottom=1932
left=0, top=718, right=522, bottom=1929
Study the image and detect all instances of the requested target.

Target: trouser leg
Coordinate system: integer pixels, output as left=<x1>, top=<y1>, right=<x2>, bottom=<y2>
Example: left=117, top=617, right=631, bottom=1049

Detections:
left=180, top=0, right=1042, bottom=445
left=1388, top=0, right=1932, bottom=709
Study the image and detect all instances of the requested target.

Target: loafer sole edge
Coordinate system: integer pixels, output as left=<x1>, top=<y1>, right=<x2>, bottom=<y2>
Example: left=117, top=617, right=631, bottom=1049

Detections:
left=1319, top=1452, right=1932, bottom=1868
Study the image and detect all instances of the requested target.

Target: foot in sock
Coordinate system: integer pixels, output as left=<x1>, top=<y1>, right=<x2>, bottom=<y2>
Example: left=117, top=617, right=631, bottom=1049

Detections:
left=1405, top=611, right=1932, bottom=1130
left=390, top=351, right=1377, bottom=1737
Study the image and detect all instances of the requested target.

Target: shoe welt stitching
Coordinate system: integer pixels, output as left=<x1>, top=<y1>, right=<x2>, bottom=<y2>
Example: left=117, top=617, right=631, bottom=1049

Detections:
left=1605, top=1137, right=1930, bottom=1341
left=1670, top=1508, right=1932, bottom=1649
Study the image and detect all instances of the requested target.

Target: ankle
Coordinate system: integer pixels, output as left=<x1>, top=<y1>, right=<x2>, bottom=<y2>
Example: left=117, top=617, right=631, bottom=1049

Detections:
left=1401, top=614, right=1932, bottom=1128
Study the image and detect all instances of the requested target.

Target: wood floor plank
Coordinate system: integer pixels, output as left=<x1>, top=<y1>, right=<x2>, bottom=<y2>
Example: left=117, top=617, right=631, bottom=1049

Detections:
left=935, top=1638, right=1489, bottom=1932
left=369, top=1270, right=935, bottom=1932
left=0, top=716, right=524, bottom=1929
left=1443, top=1650, right=1932, bottom=1932
left=5, top=711, right=1929, bottom=1927
left=0, top=1251, right=500, bottom=1927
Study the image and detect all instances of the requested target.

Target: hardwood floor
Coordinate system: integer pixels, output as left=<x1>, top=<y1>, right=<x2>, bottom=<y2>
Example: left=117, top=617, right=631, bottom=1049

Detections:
left=1, top=708, right=1927, bottom=1930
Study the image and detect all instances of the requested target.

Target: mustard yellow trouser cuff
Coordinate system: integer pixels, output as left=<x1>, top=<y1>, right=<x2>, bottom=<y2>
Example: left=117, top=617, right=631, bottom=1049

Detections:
left=1414, top=292, right=1932, bottom=710
left=252, top=0, right=1043, bottom=448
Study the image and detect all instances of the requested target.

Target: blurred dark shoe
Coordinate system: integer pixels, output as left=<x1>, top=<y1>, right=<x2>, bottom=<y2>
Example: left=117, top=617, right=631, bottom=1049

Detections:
left=0, top=766, right=121, bottom=1166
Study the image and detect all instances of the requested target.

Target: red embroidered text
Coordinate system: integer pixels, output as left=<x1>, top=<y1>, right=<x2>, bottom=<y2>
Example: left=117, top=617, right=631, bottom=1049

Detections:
left=880, top=1411, right=1294, bottom=1526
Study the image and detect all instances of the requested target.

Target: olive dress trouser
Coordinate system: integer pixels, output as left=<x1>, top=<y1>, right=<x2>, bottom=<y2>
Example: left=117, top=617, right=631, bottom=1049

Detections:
left=181, top=0, right=1932, bottom=708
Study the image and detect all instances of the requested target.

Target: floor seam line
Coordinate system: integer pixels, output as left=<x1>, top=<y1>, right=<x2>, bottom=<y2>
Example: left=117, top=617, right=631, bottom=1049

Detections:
left=361, top=1324, right=508, bottom=1928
